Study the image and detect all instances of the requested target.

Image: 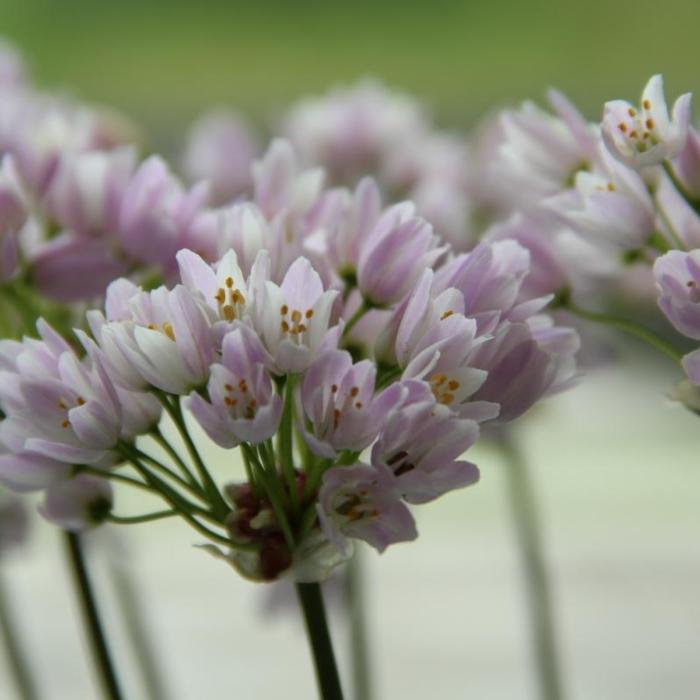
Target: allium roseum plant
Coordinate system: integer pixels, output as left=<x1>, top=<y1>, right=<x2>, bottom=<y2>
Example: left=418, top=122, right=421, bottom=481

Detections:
left=1, top=35, right=698, bottom=700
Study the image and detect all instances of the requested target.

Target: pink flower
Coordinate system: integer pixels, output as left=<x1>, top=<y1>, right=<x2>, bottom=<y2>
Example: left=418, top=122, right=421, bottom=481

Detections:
left=298, top=349, right=394, bottom=458
left=357, top=204, right=444, bottom=306
left=188, top=324, right=282, bottom=447
left=182, top=110, right=259, bottom=205
left=653, top=250, right=700, bottom=340
left=371, top=380, right=480, bottom=504
left=39, top=474, right=112, bottom=531
left=256, top=256, right=339, bottom=374
left=602, top=75, right=692, bottom=168
left=96, top=282, right=216, bottom=394
left=253, top=139, right=324, bottom=221
left=317, top=463, right=416, bottom=554
left=119, top=156, right=209, bottom=272
left=44, top=146, right=135, bottom=237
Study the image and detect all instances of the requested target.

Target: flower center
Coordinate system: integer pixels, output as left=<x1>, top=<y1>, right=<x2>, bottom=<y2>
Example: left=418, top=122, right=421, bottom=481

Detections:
left=214, top=276, right=246, bottom=322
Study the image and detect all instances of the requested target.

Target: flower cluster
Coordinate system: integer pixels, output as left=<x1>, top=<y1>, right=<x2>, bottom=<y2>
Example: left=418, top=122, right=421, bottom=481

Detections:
left=0, top=46, right=579, bottom=579
left=5, top=36, right=700, bottom=588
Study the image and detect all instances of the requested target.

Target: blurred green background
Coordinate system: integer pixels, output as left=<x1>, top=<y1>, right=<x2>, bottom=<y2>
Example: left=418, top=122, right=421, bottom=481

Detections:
left=1, top=0, right=699, bottom=136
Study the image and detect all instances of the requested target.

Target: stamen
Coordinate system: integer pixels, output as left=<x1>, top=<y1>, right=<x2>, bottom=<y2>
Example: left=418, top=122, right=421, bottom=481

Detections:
left=61, top=419, right=71, bottom=428
left=291, top=310, right=302, bottom=323
left=280, top=305, right=288, bottom=315
left=350, top=387, right=359, bottom=397
left=440, top=310, right=454, bottom=320
left=305, top=309, right=314, bottom=319
left=222, top=304, right=236, bottom=321
left=162, top=322, right=175, bottom=341
left=225, top=276, right=234, bottom=288
left=642, top=99, right=651, bottom=110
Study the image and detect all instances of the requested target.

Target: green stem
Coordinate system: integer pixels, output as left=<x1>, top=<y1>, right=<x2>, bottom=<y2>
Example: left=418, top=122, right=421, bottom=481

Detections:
left=158, top=394, right=228, bottom=517
left=151, top=428, right=200, bottom=489
left=64, top=532, right=124, bottom=700
left=346, top=550, right=372, bottom=700
left=130, top=445, right=209, bottom=503
left=118, top=449, right=233, bottom=546
left=296, top=582, right=345, bottom=700
left=0, top=568, right=39, bottom=700
left=280, top=375, right=300, bottom=515
left=75, top=465, right=153, bottom=494
left=342, top=301, right=370, bottom=339
left=499, top=433, right=563, bottom=700
left=565, top=301, right=683, bottom=363
left=107, top=510, right=177, bottom=525
left=107, top=558, right=170, bottom=700
left=243, top=444, right=295, bottom=549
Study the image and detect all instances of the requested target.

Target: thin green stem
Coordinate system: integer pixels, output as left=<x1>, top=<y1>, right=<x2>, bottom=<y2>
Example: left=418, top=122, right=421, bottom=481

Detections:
left=296, top=582, right=345, bottom=700
left=130, top=445, right=209, bottom=503
left=280, top=375, right=300, bottom=515
left=498, top=433, right=563, bottom=700
left=64, top=532, right=124, bottom=700
left=342, top=301, right=370, bottom=339
left=565, top=301, right=683, bottom=363
left=118, top=448, right=232, bottom=546
left=107, top=510, right=177, bottom=525
left=157, top=394, right=228, bottom=517
left=151, top=428, right=199, bottom=489
left=75, top=465, right=153, bottom=494
left=0, top=569, right=39, bottom=700
left=243, top=444, right=295, bottom=549
left=345, top=550, right=372, bottom=700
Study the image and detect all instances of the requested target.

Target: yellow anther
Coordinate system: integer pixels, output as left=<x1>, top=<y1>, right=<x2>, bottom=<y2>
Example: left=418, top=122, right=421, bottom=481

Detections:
left=222, top=305, right=236, bottom=321
left=642, top=99, right=651, bottom=110
left=447, top=380, right=460, bottom=390
left=305, top=309, right=314, bottom=319
left=439, top=392, right=455, bottom=405
left=280, top=305, right=288, bottom=315
left=162, top=322, right=176, bottom=341
left=225, top=276, right=234, bottom=288
left=291, top=310, right=302, bottom=323
left=214, top=289, right=226, bottom=303
left=440, top=310, right=454, bottom=320
left=61, top=419, right=70, bottom=428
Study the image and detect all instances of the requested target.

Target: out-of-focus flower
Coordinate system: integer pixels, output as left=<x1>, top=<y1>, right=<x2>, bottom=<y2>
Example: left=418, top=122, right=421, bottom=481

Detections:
left=182, top=110, right=259, bottom=205
left=284, top=80, right=427, bottom=185
left=602, top=75, right=692, bottom=168
left=357, top=203, right=444, bottom=307
left=0, top=154, right=28, bottom=281
left=654, top=250, right=700, bottom=340
left=670, top=126, right=700, bottom=199
left=119, top=156, right=210, bottom=273
left=39, top=473, right=112, bottom=531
